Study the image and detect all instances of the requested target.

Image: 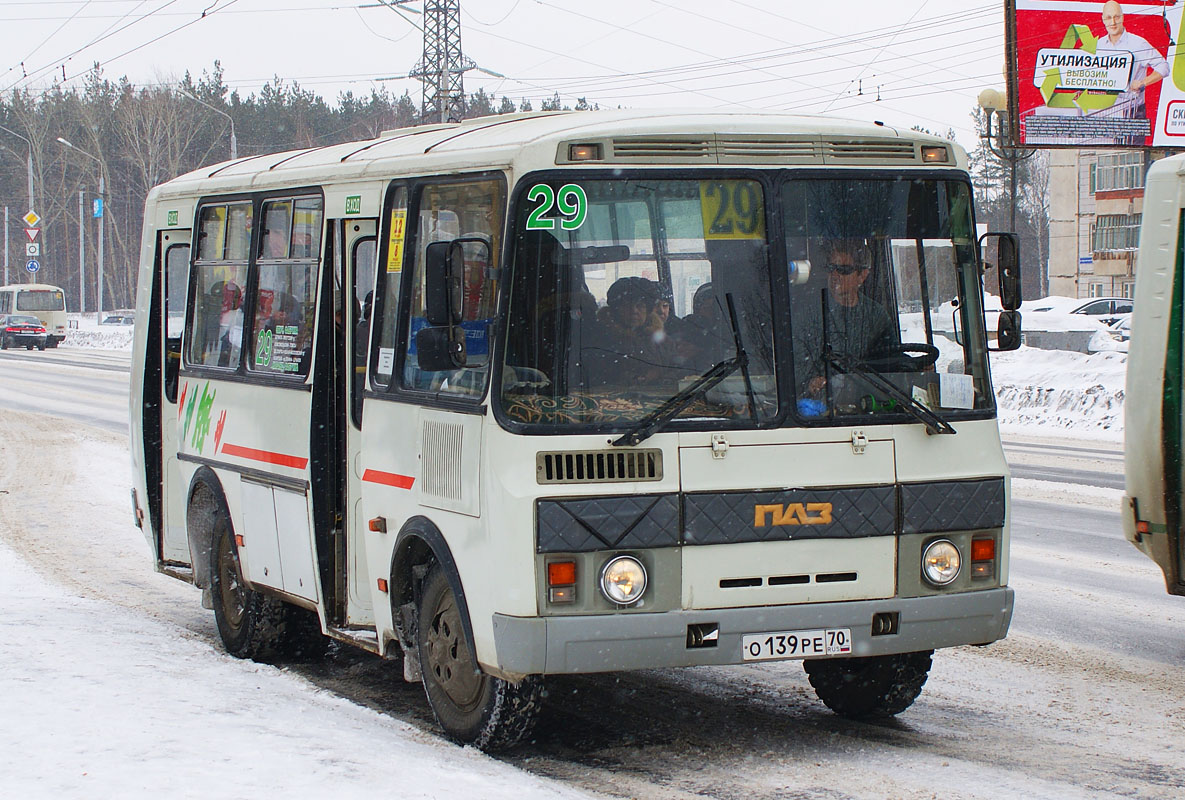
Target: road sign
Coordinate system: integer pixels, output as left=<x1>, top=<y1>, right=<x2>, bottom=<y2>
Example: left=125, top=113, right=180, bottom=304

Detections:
left=22, top=211, right=40, bottom=227
left=24, top=228, right=39, bottom=242
left=92, top=198, right=103, bottom=218
left=25, top=259, right=40, bottom=273
left=25, top=242, right=40, bottom=257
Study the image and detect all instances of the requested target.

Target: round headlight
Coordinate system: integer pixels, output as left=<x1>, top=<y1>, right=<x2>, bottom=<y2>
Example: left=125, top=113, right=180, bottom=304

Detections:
left=922, top=539, right=961, bottom=586
left=600, top=555, right=647, bottom=605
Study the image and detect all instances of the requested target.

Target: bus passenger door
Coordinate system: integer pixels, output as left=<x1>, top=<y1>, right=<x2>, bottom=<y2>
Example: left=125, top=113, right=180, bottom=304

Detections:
left=160, top=232, right=191, bottom=562
left=344, top=218, right=378, bottom=625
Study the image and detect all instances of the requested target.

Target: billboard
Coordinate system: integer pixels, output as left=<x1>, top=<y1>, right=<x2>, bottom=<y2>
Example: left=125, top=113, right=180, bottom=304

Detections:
left=1012, top=1, right=1184, bottom=147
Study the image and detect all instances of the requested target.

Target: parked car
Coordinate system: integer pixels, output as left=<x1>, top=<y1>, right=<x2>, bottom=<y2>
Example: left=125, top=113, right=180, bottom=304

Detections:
left=102, top=313, right=135, bottom=325
left=1109, top=316, right=1132, bottom=342
left=1029, top=296, right=1132, bottom=326
left=0, top=314, right=48, bottom=350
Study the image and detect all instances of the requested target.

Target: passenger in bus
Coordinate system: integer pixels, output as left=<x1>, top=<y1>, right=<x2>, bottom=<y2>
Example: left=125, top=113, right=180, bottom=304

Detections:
left=793, top=240, right=895, bottom=404
left=218, top=282, right=243, bottom=367
left=676, top=282, right=733, bottom=370
left=587, top=276, right=681, bottom=389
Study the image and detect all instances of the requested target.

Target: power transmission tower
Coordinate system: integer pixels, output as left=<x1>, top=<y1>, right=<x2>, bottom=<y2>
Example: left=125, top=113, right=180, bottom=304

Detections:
left=407, top=0, right=475, bottom=124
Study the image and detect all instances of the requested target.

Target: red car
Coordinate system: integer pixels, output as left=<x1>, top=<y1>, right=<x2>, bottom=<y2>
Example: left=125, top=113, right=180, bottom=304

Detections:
left=0, top=314, right=49, bottom=350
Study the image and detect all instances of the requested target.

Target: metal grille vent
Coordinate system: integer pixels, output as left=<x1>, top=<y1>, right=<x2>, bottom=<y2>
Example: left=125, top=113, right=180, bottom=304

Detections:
left=824, top=139, right=917, bottom=162
left=716, top=137, right=818, bottom=163
left=422, top=420, right=463, bottom=499
left=536, top=449, right=663, bottom=484
left=611, top=137, right=714, bottom=161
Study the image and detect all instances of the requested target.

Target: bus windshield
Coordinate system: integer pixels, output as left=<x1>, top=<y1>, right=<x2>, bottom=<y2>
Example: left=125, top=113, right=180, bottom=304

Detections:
left=16, top=289, right=66, bottom=312
left=499, top=172, right=991, bottom=432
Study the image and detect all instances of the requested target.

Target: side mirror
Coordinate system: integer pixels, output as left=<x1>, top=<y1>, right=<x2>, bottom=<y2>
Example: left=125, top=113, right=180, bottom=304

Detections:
left=978, top=231, right=1021, bottom=311
left=424, top=241, right=463, bottom=326
left=416, top=325, right=467, bottom=371
left=995, top=310, right=1021, bottom=351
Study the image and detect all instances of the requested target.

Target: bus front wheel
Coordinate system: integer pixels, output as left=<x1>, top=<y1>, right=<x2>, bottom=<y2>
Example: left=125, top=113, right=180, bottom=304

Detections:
left=417, top=565, right=541, bottom=750
left=803, top=650, right=933, bottom=720
left=210, top=518, right=326, bottom=661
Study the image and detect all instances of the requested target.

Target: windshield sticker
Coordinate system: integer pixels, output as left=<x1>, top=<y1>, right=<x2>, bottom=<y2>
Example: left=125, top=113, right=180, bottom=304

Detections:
left=700, top=180, right=764, bottom=240
left=386, top=208, right=407, bottom=272
left=525, top=183, right=587, bottom=231
left=939, top=373, right=974, bottom=409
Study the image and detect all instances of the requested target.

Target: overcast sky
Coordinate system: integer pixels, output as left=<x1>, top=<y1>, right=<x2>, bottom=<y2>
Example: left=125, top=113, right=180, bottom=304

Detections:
left=0, top=1, right=1007, bottom=149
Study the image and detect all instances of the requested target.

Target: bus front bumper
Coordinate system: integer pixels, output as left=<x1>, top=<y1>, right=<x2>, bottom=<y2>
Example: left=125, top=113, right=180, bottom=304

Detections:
left=491, top=587, right=1013, bottom=675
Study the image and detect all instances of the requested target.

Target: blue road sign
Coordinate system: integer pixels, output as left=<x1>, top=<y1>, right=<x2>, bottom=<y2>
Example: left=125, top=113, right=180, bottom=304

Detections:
left=92, top=198, right=103, bottom=218
left=26, top=259, right=40, bottom=273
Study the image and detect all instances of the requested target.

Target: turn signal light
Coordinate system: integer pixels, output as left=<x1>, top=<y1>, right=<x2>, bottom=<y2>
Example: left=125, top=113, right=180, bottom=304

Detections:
left=548, top=561, right=577, bottom=604
left=921, top=145, right=949, bottom=163
left=971, top=538, right=995, bottom=561
left=548, top=561, right=576, bottom=586
left=368, top=516, right=387, bottom=533
left=568, top=143, right=602, bottom=161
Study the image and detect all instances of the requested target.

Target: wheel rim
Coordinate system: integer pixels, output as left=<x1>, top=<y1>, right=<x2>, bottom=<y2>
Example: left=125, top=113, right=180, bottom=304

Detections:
left=217, top=532, right=247, bottom=630
left=424, top=588, right=483, bottom=711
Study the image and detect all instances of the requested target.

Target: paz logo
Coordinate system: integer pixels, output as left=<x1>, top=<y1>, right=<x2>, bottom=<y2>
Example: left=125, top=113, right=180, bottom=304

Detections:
left=754, top=502, right=833, bottom=527
left=1032, top=25, right=1130, bottom=113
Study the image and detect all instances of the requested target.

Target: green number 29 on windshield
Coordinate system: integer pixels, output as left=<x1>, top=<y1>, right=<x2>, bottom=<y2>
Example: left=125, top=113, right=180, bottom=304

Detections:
left=525, top=183, right=587, bottom=231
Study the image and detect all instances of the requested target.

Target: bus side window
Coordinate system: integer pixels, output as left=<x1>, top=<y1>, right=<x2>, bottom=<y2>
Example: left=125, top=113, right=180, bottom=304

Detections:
left=371, top=186, right=408, bottom=389
left=401, top=177, right=505, bottom=396
left=187, top=202, right=251, bottom=369
left=248, top=196, right=323, bottom=378
left=165, top=243, right=190, bottom=402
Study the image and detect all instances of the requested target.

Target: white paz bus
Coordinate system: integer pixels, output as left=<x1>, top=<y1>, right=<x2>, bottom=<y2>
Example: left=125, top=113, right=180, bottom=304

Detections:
left=1124, top=151, right=1185, bottom=597
left=130, top=111, right=1022, bottom=749
left=0, top=282, right=67, bottom=346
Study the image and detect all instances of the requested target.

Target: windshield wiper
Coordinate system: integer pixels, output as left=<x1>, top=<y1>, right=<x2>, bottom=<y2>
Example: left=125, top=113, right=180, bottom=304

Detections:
left=613, top=294, right=756, bottom=448
left=823, top=348, right=956, bottom=435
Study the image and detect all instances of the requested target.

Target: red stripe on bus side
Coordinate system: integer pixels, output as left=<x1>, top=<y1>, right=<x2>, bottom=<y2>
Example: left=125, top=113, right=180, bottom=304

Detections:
left=362, top=469, right=415, bottom=490
left=220, top=443, right=309, bottom=469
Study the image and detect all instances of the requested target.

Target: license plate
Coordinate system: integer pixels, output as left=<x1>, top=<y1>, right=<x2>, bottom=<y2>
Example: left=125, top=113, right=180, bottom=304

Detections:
left=741, top=628, right=852, bottom=661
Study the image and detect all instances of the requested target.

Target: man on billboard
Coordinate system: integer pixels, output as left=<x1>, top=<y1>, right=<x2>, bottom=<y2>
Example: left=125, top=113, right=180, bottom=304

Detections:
left=1098, top=1, right=1169, bottom=119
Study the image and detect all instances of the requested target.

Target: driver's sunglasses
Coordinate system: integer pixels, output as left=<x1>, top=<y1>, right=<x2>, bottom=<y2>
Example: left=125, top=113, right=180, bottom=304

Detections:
left=827, top=263, right=866, bottom=276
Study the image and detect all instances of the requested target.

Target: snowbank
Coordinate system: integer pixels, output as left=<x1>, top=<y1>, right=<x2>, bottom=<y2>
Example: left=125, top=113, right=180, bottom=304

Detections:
left=61, top=313, right=135, bottom=350
left=991, top=346, right=1125, bottom=441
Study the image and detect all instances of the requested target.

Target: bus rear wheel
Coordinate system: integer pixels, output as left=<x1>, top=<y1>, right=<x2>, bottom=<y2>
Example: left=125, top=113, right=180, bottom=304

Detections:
left=417, top=565, right=541, bottom=751
left=210, top=518, right=326, bottom=661
left=803, top=650, right=933, bottom=720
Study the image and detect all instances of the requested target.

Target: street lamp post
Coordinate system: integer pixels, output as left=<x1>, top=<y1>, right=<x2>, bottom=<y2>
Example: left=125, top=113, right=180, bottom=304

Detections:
left=978, top=88, right=1040, bottom=295
left=0, top=123, right=35, bottom=222
left=177, top=89, right=238, bottom=160
left=57, top=137, right=106, bottom=323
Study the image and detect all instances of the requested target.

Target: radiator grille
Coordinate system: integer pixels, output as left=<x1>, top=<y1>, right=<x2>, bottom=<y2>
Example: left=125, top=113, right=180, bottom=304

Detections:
left=421, top=420, right=463, bottom=500
left=536, top=449, right=663, bottom=484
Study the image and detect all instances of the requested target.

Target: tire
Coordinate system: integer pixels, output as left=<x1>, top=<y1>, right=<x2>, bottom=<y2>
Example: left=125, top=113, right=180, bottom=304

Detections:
left=210, top=516, right=327, bottom=662
left=37, top=343, right=46, bottom=351
left=804, top=650, right=933, bottom=720
left=417, top=565, right=542, bottom=750
left=0, top=337, right=7, bottom=350
left=25, top=343, right=34, bottom=350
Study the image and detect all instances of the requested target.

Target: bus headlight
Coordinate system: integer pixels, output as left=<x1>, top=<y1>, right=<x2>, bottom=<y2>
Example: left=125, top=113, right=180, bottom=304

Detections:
left=922, top=539, right=961, bottom=586
left=600, top=555, right=647, bottom=605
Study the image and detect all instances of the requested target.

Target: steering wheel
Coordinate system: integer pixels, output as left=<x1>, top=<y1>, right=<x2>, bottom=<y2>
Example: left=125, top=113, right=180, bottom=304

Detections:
left=865, top=342, right=940, bottom=372
left=503, top=365, right=552, bottom=391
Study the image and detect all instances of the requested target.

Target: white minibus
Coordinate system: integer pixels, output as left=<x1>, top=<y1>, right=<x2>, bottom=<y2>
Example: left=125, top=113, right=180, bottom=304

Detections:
left=0, top=282, right=67, bottom=346
left=130, top=110, right=1021, bottom=750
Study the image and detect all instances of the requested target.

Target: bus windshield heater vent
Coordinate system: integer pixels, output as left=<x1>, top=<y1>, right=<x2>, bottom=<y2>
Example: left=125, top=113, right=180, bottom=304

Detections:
left=717, top=137, right=819, bottom=163
left=824, top=140, right=917, bottom=162
left=536, top=449, right=663, bottom=484
left=611, top=138, right=714, bottom=161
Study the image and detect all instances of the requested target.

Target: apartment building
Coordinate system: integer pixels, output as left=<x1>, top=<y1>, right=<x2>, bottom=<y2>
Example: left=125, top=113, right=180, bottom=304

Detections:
left=1049, top=149, right=1153, bottom=299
